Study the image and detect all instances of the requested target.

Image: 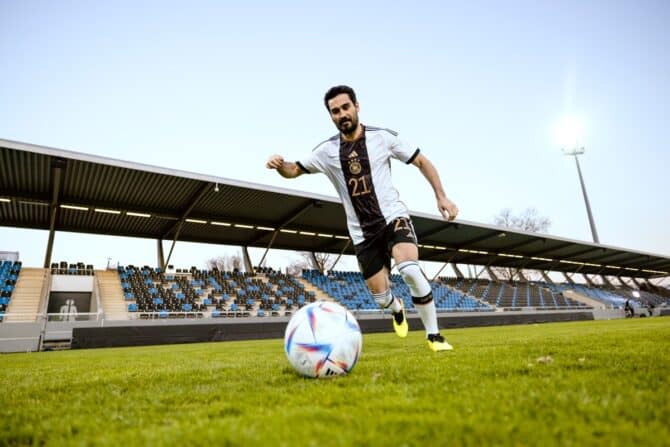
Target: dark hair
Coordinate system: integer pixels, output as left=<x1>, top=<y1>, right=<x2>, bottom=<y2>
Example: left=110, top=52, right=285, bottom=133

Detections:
left=324, top=85, right=357, bottom=111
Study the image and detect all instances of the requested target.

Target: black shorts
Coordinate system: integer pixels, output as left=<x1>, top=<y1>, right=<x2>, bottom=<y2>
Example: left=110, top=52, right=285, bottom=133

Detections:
left=353, top=216, right=418, bottom=280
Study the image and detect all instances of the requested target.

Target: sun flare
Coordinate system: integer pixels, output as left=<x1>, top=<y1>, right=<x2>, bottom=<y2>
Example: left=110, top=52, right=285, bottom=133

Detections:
left=554, top=115, right=585, bottom=148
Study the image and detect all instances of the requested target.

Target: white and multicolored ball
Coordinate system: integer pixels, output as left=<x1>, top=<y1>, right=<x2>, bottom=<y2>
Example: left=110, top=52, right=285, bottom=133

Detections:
left=284, top=301, right=362, bottom=378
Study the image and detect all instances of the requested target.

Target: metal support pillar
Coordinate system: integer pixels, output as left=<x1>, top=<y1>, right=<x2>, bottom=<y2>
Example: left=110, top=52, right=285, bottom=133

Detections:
left=157, top=240, right=165, bottom=271
left=450, top=263, right=465, bottom=279
left=162, top=182, right=213, bottom=271
left=600, top=275, right=613, bottom=288
left=243, top=246, right=254, bottom=274
left=257, top=231, right=279, bottom=268
left=616, top=276, right=630, bottom=288
left=255, top=201, right=320, bottom=268
left=328, top=240, right=351, bottom=272
left=310, top=252, right=320, bottom=273
left=582, top=273, right=595, bottom=287
left=43, top=158, right=66, bottom=268
left=431, top=262, right=449, bottom=282
left=540, top=271, right=554, bottom=284
left=163, top=221, right=183, bottom=272
left=562, top=271, right=575, bottom=284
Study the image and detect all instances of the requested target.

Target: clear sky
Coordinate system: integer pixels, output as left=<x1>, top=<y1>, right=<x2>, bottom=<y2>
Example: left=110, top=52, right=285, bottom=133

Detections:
left=1, top=0, right=668, bottom=275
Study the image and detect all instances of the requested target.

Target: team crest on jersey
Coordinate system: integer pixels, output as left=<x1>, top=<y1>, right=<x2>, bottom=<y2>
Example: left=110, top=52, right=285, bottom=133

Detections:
left=349, top=160, right=362, bottom=175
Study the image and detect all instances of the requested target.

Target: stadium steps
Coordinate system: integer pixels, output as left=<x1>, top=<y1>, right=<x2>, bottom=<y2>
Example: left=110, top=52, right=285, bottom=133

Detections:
left=98, top=269, right=130, bottom=320
left=563, top=290, right=602, bottom=308
left=254, top=274, right=304, bottom=313
left=5, top=267, right=46, bottom=322
left=294, top=277, right=332, bottom=302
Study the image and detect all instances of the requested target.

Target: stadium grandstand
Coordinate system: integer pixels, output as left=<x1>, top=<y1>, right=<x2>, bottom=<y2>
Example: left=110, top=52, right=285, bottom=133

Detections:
left=1, top=138, right=669, bottom=351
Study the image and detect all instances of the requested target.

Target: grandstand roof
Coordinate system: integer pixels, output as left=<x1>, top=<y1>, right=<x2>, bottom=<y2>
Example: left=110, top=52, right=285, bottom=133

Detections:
left=1, top=138, right=669, bottom=278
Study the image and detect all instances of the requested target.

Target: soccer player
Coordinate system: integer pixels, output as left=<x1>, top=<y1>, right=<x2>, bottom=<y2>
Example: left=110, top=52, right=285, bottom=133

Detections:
left=266, top=85, right=459, bottom=351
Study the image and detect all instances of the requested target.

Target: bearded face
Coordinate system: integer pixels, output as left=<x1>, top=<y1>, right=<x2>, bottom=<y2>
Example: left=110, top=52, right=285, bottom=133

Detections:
left=327, top=94, right=360, bottom=137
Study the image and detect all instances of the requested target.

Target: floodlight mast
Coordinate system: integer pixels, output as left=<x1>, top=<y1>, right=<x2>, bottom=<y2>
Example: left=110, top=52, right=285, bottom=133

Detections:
left=563, top=145, right=600, bottom=244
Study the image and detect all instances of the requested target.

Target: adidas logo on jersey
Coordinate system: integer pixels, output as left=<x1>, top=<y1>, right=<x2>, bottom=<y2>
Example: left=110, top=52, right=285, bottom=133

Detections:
left=349, top=150, right=358, bottom=158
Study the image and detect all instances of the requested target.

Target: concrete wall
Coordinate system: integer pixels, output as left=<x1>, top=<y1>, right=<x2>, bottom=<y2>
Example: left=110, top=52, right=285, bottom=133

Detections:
left=0, top=322, right=40, bottom=353
left=43, top=320, right=103, bottom=342
left=72, top=310, right=594, bottom=349
left=51, top=275, right=94, bottom=292
left=592, top=308, right=625, bottom=320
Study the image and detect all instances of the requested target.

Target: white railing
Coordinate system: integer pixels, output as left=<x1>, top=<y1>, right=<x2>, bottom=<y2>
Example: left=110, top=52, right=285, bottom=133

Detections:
left=0, top=312, right=103, bottom=323
left=0, top=312, right=45, bottom=322
left=0, top=304, right=592, bottom=324
left=128, top=311, right=209, bottom=320
left=37, top=270, right=52, bottom=350
left=128, top=310, right=293, bottom=319
left=45, top=312, right=103, bottom=322
left=93, top=274, right=103, bottom=315
left=37, top=269, right=52, bottom=317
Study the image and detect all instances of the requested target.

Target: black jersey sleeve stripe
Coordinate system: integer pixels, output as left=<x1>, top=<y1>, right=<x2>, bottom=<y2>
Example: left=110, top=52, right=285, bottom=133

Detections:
left=296, top=161, right=311, bottom=174
left=365, top=125, right=398, bottom=136
left=406, top=148, right=420, bottom=164
left=311, top=133, right=339, bottom=152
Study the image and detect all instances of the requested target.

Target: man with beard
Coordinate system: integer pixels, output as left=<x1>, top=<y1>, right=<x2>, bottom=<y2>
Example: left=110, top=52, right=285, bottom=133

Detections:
left=266, top=85, right=459, bottom=351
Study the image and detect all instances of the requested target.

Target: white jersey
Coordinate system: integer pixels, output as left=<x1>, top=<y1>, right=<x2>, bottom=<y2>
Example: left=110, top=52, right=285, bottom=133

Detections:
left=297, top=125, right=420, bottom=245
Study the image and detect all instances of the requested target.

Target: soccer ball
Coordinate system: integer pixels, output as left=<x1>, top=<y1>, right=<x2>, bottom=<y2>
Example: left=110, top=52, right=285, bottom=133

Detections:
left=284, top=301, right=362, bottom=378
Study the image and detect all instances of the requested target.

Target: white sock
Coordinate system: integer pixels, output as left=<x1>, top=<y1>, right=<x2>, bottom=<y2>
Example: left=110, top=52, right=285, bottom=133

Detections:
left=389, top=296, right=402, bottom=314
left=414, top=300, right=438, bottom=335
left=372, top=290, right=402, bottom=313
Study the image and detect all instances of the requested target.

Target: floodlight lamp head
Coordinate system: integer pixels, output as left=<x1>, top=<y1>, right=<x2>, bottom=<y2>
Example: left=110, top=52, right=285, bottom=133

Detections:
left=562, top=146, right=585, bottom=156
left=214, top=183, right=220, bottom=193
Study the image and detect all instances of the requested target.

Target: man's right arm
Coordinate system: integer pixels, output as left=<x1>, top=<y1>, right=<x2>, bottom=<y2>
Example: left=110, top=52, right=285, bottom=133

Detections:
left=266, top=155, right=304, bottom=179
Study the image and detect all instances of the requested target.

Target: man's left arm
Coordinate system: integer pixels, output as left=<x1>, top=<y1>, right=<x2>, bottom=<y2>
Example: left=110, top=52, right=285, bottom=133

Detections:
left=411, top=153, right=459, bottom=221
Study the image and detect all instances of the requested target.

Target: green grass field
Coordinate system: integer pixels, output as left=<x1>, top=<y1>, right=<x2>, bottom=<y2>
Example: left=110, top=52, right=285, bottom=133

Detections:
left=1, top=317, right=669, bottom=446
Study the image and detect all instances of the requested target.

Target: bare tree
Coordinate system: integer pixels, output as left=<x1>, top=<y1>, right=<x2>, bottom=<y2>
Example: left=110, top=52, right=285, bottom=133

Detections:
left=207, top=252, right=243, bottom=272
left=286, top=252, right=336, bottom=276
left=230, top=254, right=242, bottom=271
left=286, top=257, right=310, bottom=276
left=311, top=252, right=335, bottom=272
left=492, top=208, right=551, bottom=282
left=494, top=208, right=550, bottom=233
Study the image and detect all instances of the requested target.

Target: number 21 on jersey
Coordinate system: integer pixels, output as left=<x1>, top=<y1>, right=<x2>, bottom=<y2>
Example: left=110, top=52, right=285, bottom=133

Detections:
left=348, top=176, right=371, bottom=197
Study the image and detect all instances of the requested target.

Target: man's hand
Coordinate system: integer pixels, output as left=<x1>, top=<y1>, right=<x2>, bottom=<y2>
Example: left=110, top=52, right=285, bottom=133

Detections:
left=266, top=154, right=285, bottom=170
left=266, top=154, right=303, bottom=178
left=412, top=154, right=458, bottom=221
left=437, top=196, right=458, bottom=221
